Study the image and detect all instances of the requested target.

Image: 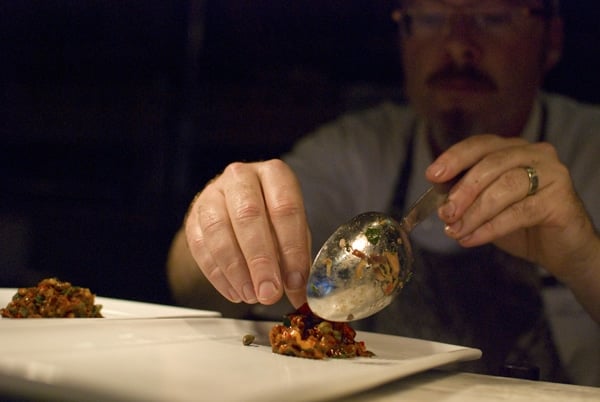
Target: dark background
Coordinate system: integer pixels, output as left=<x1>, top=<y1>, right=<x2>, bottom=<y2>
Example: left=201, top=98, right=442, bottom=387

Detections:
left=1, top=0, right=599, bottom=305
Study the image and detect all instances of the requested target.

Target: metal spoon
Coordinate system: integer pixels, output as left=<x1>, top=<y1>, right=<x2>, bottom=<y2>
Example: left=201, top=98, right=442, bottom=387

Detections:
left=306, top=183, right=452, bottom=322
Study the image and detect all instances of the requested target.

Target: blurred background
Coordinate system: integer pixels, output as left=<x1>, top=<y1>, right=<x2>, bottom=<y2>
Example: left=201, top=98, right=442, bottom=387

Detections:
left=1, top=0, right=599, bottom=305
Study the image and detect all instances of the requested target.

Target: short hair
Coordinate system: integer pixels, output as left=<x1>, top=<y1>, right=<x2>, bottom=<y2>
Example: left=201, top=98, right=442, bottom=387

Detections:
left=543, top=0, right=560, bottom=16
left=396, top=1, right=561, bottom=16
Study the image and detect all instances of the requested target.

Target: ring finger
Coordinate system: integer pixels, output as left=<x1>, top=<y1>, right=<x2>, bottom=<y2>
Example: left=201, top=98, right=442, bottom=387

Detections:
left=194, top=188, right=258, bottom=303
left=184, top=202, right=244, bottom=302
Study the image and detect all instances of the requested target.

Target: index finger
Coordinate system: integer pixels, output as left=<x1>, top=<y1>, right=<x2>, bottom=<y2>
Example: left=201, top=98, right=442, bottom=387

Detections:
left=425, top=134, right=528, bottom=184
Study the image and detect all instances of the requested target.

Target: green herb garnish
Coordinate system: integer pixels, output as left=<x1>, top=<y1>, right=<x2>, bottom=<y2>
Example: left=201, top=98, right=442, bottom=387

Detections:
left=365, top=227, right=381, bottom=245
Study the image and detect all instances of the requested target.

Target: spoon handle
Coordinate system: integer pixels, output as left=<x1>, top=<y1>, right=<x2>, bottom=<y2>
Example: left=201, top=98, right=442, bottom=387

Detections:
left=401, top=171, right=464, bottom=232
left=401, top=186, right=448, bottom=233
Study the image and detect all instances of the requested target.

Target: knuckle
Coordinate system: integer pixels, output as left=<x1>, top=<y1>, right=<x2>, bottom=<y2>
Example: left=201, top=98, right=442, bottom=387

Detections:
left=554, top=163, right=570, bottom=184
left=512, top=196, right=538, bottom=221
left=480, top=219, right=498, bottom=238
left=221, top=257, right=247, bottom=278
left=475, top=133, right=498, bottom=143
left=205, top=265, right=223, bottom=282
left=184, top=217, right=206, bottom=249
left=457, top=179, right=480, bottom=201
left=481, top=187, right=502, bottom=211
left=533, top=141, right=558, bottom=158
left=262, top=158, right=288, bottom=171
left=502, top=168, right=525, bottom=190
left=246, top=254, right=277, bottom=271
left=487, top=147, right=513, bottom=166
left=270, top=198, right=303, bottom=218
left=223, top=161, right=251, bottom=177
left=198, top=208, right=228, bottom=235
left=188, top=232, right=206, bottom=251
left=280, top=244, right=309, bottom=268
left=234, top=200, right=263, bottom=223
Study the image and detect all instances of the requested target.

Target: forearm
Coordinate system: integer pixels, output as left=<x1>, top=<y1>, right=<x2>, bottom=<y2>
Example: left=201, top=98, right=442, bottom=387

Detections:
left=557, top=236, right=600, bottom=324
left=166, top=228, right=204, bottom=304
left=565, top=276, right=600, bottom=326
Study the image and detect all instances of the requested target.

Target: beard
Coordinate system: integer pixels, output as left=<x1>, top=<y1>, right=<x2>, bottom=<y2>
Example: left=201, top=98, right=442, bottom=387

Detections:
left=409, top=63, right=499, bottom=153
left=407, top=62, right=538, bottom=154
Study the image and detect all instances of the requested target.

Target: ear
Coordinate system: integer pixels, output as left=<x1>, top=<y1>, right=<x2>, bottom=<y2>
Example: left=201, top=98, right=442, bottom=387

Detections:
left=544, top=17, right=564, bottom=72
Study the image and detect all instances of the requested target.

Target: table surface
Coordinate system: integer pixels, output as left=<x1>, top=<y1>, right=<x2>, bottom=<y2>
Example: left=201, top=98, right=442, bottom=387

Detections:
left=344, top=369, right=600, bottom=401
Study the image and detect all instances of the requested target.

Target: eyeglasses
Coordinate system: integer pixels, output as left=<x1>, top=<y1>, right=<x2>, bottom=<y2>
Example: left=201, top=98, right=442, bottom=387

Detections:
left=391, top=6, right=551, bottom=39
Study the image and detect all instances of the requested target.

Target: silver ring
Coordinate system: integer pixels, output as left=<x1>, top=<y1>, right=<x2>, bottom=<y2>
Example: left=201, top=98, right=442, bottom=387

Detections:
left=524, top=166, right=539, bottom=196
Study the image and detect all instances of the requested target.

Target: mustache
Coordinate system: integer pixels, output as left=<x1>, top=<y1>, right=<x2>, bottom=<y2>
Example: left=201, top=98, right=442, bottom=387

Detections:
left=426, top=65, right=497, bottom=90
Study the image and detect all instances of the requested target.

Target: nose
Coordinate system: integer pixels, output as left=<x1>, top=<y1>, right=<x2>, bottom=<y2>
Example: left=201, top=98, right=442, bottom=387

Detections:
left=442, top=15, right=483, bottom=66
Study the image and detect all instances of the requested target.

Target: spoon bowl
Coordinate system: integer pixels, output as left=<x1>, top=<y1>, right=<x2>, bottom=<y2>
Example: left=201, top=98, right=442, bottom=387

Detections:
left=306, top=212, right=413, bottom=321
left=306, top=184, right=451, bottom=321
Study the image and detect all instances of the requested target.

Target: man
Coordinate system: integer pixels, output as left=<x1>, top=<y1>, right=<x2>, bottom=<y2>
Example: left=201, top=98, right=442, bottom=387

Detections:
left=167, top=0, right=600, bottom=385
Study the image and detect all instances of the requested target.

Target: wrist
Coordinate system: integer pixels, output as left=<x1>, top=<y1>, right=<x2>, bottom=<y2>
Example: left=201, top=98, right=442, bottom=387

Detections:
left=557, top=231, right=600, bottom=288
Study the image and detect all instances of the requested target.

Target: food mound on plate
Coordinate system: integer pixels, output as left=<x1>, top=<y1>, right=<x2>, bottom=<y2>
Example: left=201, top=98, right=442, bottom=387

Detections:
left=269, top=303, right=374, bottom=359
left=0, top=277, right=103, bottom=318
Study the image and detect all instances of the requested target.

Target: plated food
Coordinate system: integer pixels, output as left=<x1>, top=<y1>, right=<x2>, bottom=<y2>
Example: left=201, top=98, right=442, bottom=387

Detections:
left=269, top=303, right=373, bottom=359
left=0, top=278, right=103, bottom=318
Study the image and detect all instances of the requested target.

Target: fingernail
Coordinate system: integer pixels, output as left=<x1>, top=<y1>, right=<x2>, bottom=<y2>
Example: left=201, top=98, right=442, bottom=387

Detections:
left=285, top=271, right=304, bottom=290
left=427, top=162, right=446, bottom=178
left=444, top=220, right=462, bottom=236
left=228, top=288, right=242, bottom=303
left=257, top=281, right=278, bottom=302
left=242, top=283, right=258, bottom=303
left=439, top=200, right=456, bottom=219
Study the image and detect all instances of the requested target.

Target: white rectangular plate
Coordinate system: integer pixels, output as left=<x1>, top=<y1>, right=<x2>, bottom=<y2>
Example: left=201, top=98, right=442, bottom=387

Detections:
left=0, top=316, right=481, bottom=401
left=0, top=288, right=220, bottom=319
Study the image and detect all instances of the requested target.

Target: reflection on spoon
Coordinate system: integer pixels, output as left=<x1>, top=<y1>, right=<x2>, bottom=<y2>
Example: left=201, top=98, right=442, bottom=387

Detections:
left=306, top=184, right=450, bottom=322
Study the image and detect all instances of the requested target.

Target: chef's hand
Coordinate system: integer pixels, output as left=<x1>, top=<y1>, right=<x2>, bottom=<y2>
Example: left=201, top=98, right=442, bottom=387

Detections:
left=182, top=159, right=311, bottom=309
left=427, top=134, right=600, bottom=322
